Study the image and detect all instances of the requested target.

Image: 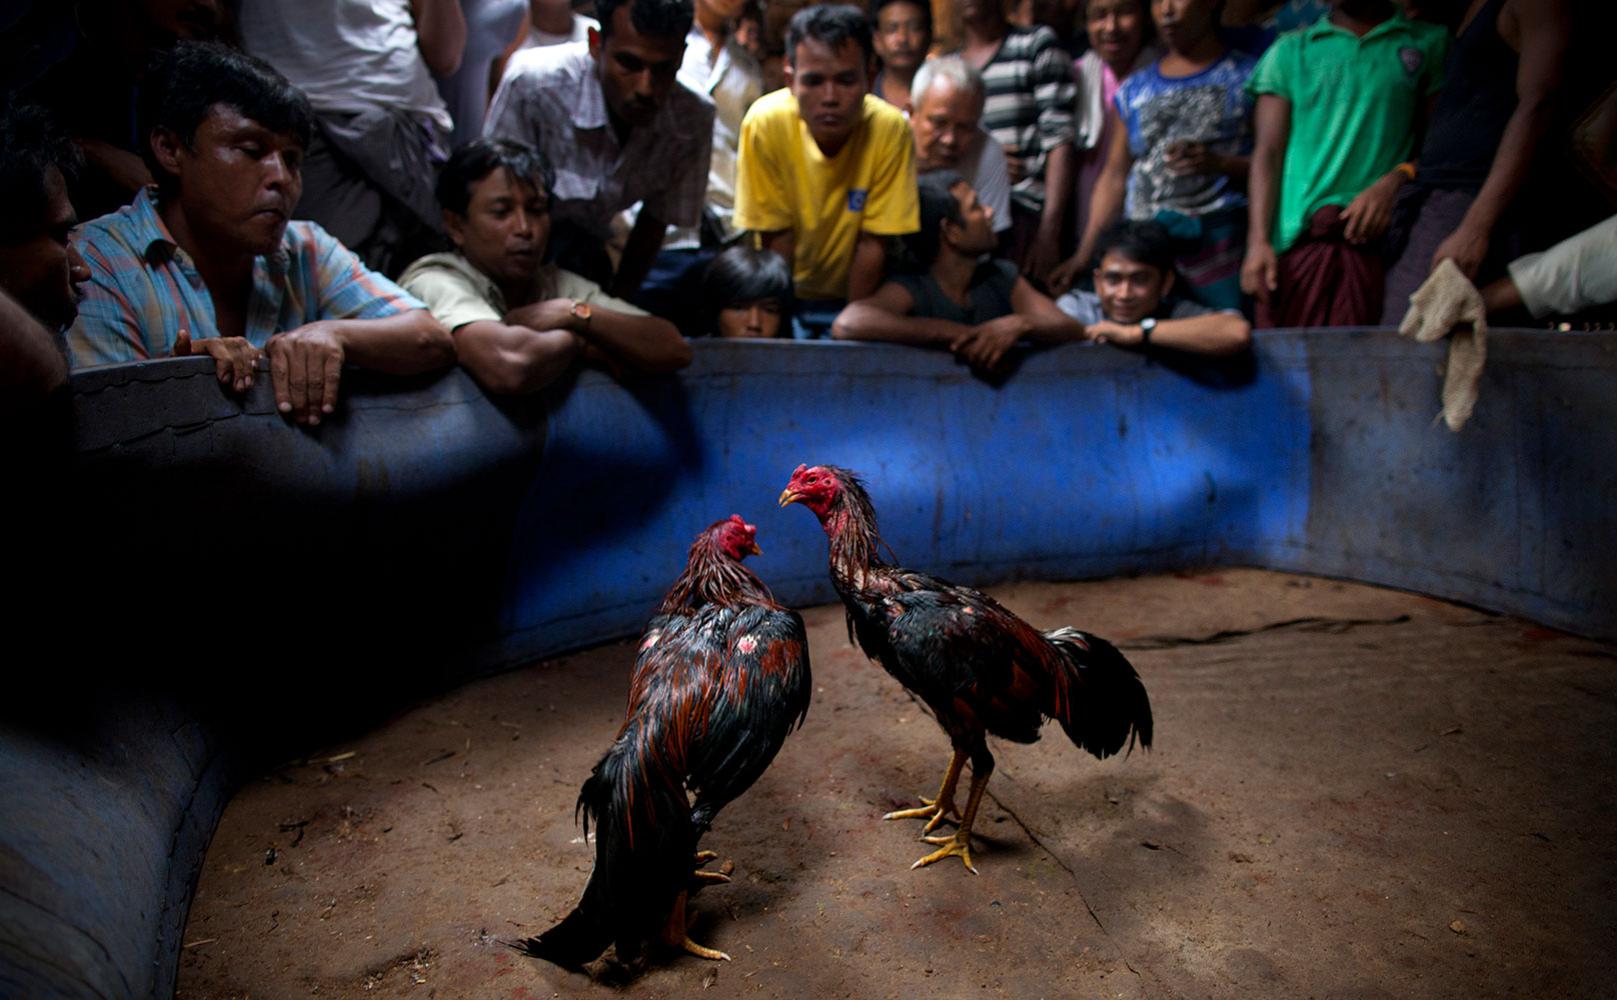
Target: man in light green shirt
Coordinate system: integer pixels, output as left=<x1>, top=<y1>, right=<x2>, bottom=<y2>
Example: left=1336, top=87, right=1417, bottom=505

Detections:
left=1240, top=0, right=1447, bottom=326
left=399, top=139, right=691, bottom=395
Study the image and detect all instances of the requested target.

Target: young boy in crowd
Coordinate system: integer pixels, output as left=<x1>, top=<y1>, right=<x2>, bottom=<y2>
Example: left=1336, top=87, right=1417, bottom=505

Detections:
left=399, top=138, right=690, bottom=394
left=733, top=4, right=918, bottom=338
left=1058, top=219, right=1251, bottom=354
left=1241, top=0, right=1447, bottom=327
left=832, top=172, right=1082, bottom=375
left=700, top=244, right=794, bottom=338
left=1055, top=0, right=1255, bottom=310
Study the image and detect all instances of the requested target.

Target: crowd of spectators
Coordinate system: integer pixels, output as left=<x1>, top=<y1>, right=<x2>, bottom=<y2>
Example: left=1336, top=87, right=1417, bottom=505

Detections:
left=1, top=0, right=1613, bottom=416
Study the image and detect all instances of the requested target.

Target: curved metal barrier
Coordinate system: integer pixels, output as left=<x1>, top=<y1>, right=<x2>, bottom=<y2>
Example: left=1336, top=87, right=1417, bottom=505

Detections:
left=3, top=331, right=1612, bottom=996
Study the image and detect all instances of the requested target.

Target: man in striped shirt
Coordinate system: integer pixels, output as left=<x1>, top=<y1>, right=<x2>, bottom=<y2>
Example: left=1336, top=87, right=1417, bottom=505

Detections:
left=66, top=43, right=454, bottom=427
left=958, top=0, right=1077, bottom=285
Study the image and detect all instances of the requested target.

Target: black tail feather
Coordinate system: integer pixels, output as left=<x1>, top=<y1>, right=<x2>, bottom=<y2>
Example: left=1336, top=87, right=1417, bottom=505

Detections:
left=1044, top=627, right=1154, bottom=759
left=524, top=742, right=694, bottom=971
left=520, top=897, right=610, bottom=970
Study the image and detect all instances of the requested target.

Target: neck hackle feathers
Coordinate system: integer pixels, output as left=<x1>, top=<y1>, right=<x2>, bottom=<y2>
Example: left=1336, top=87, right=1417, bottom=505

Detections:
left=658, top=515, right=778, bottom=614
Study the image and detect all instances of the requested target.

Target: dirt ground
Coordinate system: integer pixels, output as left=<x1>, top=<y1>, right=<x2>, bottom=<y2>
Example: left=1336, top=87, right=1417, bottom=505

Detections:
left=176, top=570, right=1617, bottom=1000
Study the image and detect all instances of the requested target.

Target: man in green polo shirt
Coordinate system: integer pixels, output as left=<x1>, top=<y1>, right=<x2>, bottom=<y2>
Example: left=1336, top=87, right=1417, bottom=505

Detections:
left=1240, top=0, right=1447, bottom=327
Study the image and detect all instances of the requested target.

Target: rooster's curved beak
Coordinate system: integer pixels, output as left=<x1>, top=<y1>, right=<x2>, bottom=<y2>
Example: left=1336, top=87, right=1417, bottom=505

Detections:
left=778, top=488, right=800, bottom=508
left=747, top=541, right=763, bottom=556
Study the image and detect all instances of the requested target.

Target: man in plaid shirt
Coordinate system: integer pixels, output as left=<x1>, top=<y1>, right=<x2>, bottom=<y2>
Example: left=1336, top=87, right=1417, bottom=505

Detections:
left=66, top=43, right=454, bottom=427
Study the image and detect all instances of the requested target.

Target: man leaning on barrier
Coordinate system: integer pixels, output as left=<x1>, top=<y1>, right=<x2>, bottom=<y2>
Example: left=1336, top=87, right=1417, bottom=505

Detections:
left=399, top=138, right=690, bottom=395
left=65, top=42, right=454, bottom=427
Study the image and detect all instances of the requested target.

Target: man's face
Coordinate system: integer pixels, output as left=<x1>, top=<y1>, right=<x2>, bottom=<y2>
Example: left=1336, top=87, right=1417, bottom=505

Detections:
left=873, top=1, right=930, bottom=76
left=160, top=105, right=303, bottom=256
left=445, top=167, right=551, bottom=290
left=1094, top=249, right=1171, bottom=323
left=0, top=166, right=89, bottom=330
left=786, top=37, right=871, bottom=151
left=942, top=181, right=996, bottom=256
left=911, top=79, right=983, bottom=171
left=591, top=5, right=688, bottom=127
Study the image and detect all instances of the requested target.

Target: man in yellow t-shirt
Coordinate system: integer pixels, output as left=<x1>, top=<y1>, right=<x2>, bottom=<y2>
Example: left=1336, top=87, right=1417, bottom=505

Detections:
left=733, top=3, right=919, bottom=338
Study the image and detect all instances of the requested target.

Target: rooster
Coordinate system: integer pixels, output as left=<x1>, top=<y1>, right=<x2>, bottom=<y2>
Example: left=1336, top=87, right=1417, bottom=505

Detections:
left=779, top=465, right=1151, bottom=873
left=524, top=515, right=812, bottom=968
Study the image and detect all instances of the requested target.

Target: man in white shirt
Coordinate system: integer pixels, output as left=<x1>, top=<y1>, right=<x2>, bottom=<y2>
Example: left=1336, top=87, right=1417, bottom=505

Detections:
left=1480, top=215, right=1617, bottom=321
left=909, top=56, right=1012, bottom=240
left=632, top=0, right=764, bottom=322
left=485, top=0, right=715, bottom=299
left=239, top=0, right=467, bottom=275
left=516, top=0, right=600, bottom=48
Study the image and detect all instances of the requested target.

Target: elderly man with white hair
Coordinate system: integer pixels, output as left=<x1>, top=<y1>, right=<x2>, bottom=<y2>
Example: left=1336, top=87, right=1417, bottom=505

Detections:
left=909, top=56, right=1012, bottom=238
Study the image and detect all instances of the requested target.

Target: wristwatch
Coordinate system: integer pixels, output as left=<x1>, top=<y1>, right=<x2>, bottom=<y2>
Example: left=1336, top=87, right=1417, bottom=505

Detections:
left=570, top=299, right=592, bottom=332
left=1139, top=317, right=1156, bottom=347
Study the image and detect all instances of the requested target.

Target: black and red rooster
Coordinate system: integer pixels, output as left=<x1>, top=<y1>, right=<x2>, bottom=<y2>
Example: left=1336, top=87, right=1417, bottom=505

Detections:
left=525, top=515, right=812, bottom=968
left=780, top=465, right=1152, bottom=873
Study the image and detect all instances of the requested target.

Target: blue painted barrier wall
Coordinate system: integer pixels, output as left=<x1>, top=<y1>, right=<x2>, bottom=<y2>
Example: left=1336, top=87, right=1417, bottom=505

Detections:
left=3, top=330, right=1613, bottom=997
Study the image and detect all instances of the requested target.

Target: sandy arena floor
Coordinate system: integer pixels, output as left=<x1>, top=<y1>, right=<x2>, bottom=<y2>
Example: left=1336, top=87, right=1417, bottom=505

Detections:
left=176, top=570, right=1617, bottom=999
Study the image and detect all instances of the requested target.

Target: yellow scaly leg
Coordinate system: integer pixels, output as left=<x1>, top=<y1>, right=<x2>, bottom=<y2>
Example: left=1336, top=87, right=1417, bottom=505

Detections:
left=883, top=747, right=965, bottom=834
left=910, top=767, right=989, bottom=874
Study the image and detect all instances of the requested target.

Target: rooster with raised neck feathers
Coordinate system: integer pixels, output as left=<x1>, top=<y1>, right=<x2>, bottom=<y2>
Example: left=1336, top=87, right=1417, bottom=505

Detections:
left=525, top=515, right=812, bottom=968
left=781, top=465, right=1152, bottom=873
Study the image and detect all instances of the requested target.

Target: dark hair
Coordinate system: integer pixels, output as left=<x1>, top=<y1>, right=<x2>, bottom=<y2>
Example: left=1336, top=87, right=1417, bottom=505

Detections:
left=870, top=0, right=932, bottom=35
left=904, top=170, right=966, bottom=269
left=1092, top=219, right=1175, bottom=274
left=138, top=42, right=315, bottom=195
left=595, top=0, right=695, bottom=40
left=700, top=245, right=793, bottom=332
left=436, top=138, right=555, bottom=216
left=1083, top=0, right=1150, bottom=16
left=0, top=101, right=83, bottom=242
left=786, top=4, right=874, bottom=67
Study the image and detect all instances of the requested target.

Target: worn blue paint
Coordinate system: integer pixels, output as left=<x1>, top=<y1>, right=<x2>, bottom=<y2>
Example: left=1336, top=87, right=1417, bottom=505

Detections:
left=495, top=340, right=1312, bottom=662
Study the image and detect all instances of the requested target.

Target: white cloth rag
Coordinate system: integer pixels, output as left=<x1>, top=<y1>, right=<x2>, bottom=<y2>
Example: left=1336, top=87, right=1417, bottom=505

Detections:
left=1397, top=257, right=1487, bottom=432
